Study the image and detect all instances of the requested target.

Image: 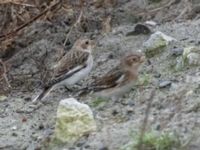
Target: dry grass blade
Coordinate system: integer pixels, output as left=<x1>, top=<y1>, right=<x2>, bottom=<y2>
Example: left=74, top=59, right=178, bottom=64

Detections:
left=63, top=10, right=83, bottom=46
left=0, top=59, right=11, bottom=88
left=136, top=0, right=176, bottom=16
left=102, top=16, right=112, bottom=34
left=0, top=0, right=62, bottom=40
left=0, top=0, right=36, bottom=7
left=137, top=89, right=156, bottom=150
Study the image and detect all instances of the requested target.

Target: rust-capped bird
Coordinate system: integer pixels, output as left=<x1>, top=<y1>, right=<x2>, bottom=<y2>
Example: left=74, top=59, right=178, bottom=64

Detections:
left=33, top=38, right=95, bottom=102
left=81, top=52, right=145, bottom=100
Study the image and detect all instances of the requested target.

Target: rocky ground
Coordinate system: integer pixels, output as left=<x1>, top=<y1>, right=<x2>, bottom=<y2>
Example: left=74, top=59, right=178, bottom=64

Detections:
left=1, top=0, right=200, bottom=150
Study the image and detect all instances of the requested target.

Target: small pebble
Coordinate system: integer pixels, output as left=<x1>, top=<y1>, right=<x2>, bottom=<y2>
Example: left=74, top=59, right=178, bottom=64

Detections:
left=126, top=24, right=151, bottom=36
left=111, top=109, right=119, bottom=116
left=126, top=106, right=134, bottom=114
left=107, top=53, right=114, bottom=59
left=171, top=47, right=183, bottom=56
left=22, top=117, right=27, bottom=123
left=145, top=20, right=157, bottom=26
left=76, top=141, right=85, bottom=147
left=11, top=126, right=17, bottom=130
left=12, top=132, right=18, bottom=137
left=127, top=99, right=135, bottom=106
left=0, top=95, right=7, bottom=102
left=38, top=124, right=44, bottom=130
left=155, top=124, right=161, bottom=130
left=154, top=73, right=161, bottom=78
left=159, top=80, right=171, bottom=88
left=99, top=146, right=109, bottom=150
left=84, top=145, right=91, bottom=149
left=24, top=97, right=31, bottom=102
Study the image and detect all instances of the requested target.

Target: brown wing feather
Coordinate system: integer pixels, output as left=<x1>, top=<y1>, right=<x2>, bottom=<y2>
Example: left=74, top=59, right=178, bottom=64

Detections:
left=54, top=50, right=89, bottom=78
left=91, top=66, right=124, bottom=91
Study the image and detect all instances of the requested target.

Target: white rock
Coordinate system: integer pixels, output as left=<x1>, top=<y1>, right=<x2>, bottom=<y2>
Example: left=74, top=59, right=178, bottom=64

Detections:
left=0, top=95, right=7, bottom=102
left=11, top=126, right=17, bottom=130
left=145, top=20, right=157, bottom=26
left=183, top=46, right=200, bottom=65
left=143, top=31, right=176, bottom=57
left=54, top=98, right=96, bottom=144
left=156, top=31, right=176, bottom=43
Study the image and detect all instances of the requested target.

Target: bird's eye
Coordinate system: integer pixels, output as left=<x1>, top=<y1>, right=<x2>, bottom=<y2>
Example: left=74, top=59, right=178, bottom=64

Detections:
left=85, top=41, right=89, bottom=45
left=132, top=58, right=137, bottom=62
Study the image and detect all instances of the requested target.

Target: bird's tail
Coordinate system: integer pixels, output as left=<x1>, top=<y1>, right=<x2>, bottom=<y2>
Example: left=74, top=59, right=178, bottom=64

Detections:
left=77, top=85, right=106, bottom=96
left=32, top=86, right=53, bottom=102
left=77, top=87, right=92, bottom=96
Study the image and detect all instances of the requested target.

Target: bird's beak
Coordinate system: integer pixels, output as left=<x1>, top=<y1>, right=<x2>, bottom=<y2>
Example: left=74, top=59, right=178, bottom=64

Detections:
left=140, top=55, right=146, bottom=63
left=90, top=40, right=96, bottom=48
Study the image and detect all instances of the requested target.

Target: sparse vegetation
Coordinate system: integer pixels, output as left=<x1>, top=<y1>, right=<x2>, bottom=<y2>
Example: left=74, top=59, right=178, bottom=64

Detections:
left=90, top=97, right=108, bottom=107
left=137, top=74, right=152, bottom=86
left=122, top=131, right=183, bottom=150
left=149, top=0, right=163, bottom=3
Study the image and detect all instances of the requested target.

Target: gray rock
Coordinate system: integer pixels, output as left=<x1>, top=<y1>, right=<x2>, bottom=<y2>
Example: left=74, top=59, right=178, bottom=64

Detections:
left=143, top=31, right=176, bottom=57
left=183, top=46, right=200, bottom=65
left=159, top=80, right=172, bottom=88
left=171, top=47, right=183, bottom=56
left=126, top=24, right=151, bottom=36
left=0, top=95, right=7, bottom=102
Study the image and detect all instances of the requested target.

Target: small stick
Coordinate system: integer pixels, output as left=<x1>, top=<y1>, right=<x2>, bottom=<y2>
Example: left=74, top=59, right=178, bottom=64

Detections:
left=63, top=10, right=83, bottom=46
left=137, top=89, right=156, bottom=150
left=0, top=0, right=62, bottom=40
left=0, top=59, right=11, bottom=88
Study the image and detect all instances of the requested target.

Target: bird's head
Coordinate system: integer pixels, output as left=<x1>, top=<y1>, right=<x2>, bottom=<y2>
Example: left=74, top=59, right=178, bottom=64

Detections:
left=73, top=38, right=95, bottom=53
left=121, top=52, right=145, bottom=72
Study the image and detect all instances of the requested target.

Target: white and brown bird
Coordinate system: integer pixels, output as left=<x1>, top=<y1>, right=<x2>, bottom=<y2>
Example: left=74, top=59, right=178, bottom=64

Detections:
left=81, top=52, right=145, bottom=100
left=33, top=38, right=95, bottom=102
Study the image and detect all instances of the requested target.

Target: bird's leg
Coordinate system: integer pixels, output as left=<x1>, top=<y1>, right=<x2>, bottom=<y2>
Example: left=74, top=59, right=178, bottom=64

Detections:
left=3, top=74, right=11, bottom=88
left=64, top=83, right=83, bottom=92
left=63, top=85, right=74, bottom=92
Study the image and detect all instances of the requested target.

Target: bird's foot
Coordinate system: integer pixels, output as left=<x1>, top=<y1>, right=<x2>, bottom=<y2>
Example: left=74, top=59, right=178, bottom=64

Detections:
left=63, top=85, right=80, bottom=93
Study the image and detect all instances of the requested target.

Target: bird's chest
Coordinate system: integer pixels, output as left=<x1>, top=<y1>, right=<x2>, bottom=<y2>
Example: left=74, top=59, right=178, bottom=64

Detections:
left=62, top=55, right=93, bottom=85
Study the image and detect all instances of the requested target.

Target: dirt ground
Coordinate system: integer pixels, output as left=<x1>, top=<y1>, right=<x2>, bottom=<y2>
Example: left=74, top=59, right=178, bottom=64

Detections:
left=0, top=0, right=200, bottom=150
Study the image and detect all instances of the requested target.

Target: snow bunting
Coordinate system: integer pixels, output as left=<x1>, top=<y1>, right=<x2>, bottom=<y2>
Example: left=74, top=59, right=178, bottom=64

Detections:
left=33, top=38, right=95, bottom=102
left=81, top=52, right=145, bottom=100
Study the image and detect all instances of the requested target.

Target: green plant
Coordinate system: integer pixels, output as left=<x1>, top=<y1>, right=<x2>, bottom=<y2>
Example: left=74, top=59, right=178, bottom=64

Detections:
left=122, top=131, right=183, bottom=150
left=149, top=0, right=163, bottom=3
left=137, top=74, right=152, bottom=86
left=90, top=97, right=108, bottom=107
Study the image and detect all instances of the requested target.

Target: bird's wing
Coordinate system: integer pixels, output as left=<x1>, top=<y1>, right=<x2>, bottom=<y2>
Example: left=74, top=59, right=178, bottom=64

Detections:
left=90, top=66, right=125, bottom=91
left=46, top=50, right=89, bottom=87
left=55, top=50, right=89, bottom=77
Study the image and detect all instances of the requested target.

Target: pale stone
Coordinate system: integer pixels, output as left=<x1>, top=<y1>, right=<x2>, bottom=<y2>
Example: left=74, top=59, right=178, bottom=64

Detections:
left=54, top=98, right=96, bottom=144
left=0, top=95, right=7, bottom=102
left=145, top=20, right=157, bottom=26
left=143, top=31, right=176, bottom=57
left=183, top=46, right=200, bottom=65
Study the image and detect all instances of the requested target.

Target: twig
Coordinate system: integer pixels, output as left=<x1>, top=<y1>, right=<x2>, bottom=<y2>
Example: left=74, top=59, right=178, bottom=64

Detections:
left=63, top=0, right=85, bottom=46
left=63, top=10, right=83, bottom=46
left=0, top=1, right=36, bottom=7
left=0, top=0, right=62, bottom=41
left=0, top=59, right=11, bottom=88
left=137, top=89, right=156, bottom=150
left=136, top=0, right=176, bottom=16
